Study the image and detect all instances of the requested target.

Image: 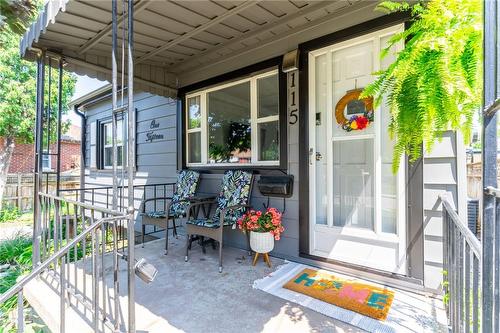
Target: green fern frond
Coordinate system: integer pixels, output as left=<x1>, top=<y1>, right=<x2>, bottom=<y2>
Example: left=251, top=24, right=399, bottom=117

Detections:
left=362, top=0, right=482, bottom=172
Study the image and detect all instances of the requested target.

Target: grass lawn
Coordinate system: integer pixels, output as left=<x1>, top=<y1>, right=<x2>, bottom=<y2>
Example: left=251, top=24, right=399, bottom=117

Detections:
left=0, top=208, right=47, bottom=333
left=0, top=206, right=32, bottom=227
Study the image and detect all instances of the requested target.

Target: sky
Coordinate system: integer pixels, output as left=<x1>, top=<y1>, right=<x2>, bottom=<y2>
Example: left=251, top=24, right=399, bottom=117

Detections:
left=63, top=75, right=108, bottom=126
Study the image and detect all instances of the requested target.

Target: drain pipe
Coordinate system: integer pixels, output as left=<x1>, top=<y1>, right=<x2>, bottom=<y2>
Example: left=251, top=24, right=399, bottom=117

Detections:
left=74, top=105, right=86, bottom=203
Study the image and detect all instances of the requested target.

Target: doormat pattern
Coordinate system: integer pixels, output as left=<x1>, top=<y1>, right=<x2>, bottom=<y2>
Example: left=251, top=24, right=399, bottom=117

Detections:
left=253, top=262, right=448, bottom=333
left=284, top=268, right=394, bottom=320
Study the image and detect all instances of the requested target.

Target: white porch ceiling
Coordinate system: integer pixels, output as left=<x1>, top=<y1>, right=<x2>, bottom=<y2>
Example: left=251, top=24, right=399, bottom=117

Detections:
left=21, top=0, right=381, bottom=98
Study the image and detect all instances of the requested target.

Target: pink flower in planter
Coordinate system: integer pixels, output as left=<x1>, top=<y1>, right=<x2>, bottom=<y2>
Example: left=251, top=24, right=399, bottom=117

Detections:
left=238, top=207, right=285, bottom=239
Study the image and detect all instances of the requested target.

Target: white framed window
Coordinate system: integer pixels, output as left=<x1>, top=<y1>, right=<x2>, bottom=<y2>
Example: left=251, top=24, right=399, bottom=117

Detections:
left=186, top=70, right=280, bottom=167
left=101, top=119, right=124, bottom=169
left=42, top=153, right=51, bottom=171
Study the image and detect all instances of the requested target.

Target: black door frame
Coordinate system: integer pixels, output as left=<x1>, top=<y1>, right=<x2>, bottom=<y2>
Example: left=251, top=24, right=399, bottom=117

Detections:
left=297, top=12, right=424, bottom=281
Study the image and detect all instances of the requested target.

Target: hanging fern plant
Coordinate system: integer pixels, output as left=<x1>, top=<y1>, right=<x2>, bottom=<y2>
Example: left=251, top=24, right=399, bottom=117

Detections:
left=361, top=0, right=482, bottom=172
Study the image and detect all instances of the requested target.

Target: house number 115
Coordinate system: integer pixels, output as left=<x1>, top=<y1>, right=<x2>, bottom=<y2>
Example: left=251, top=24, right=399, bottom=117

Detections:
left=288, top=71, right=298, bottom=125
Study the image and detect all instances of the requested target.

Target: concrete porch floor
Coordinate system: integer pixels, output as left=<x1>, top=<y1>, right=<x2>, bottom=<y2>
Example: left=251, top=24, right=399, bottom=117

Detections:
left=129, top=237, right=363, bottom=333
left=25, top=235, right=446, bottom=333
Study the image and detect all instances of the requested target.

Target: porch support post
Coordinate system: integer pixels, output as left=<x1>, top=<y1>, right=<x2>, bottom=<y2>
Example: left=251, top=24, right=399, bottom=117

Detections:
left=482, top=0, right=499, bottom=331
left=32, top=51, right=45, bottom=267
left=112, top=0, right=118, bottom=211
left=56, top=59, right=63, bottom=196
left=127, top=0, right=136, bottom=332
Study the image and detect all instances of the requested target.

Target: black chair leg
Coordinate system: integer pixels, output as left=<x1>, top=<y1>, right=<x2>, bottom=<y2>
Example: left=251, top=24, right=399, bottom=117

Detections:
left=201, top=236, right=206, bottom=254
left=142, top=224, right=145, bottom=248
left=164, top=224, right=169, bottom=255
left=185, top=234, right=190, bottom=262
left=218, top=240, right=223, bottom=273
left=172, top=218, right=178, bottom=238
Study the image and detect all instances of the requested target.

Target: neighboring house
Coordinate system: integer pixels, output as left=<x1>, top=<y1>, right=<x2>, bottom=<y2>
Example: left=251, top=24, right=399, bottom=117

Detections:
left=22, top=1, right=467, bottom=296
left=1, top=125, right=81, bottom=174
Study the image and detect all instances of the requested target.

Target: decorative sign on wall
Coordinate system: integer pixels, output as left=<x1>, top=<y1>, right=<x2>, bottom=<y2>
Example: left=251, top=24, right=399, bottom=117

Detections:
left=145, top=119, right=164, bottom=143
left=287, top=70, right=299, bottom=125
left=150, top=119, right=160, bottom=129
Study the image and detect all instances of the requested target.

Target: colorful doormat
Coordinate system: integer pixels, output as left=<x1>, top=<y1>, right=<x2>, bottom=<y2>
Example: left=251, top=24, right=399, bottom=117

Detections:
left=253, top=262, right=448, bottom=333
left=283, top=268, right=394, bottom=320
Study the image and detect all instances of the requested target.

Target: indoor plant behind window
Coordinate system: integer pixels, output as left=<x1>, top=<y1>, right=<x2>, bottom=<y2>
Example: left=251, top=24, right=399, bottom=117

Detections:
left=237, top=208, right=284, bottom=266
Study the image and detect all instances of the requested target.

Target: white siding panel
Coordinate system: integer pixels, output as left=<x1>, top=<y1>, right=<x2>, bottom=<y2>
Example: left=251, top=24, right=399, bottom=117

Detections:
left=423, top=131, right=465, bottom=290
left=424, top=211, right=444, bottom=238
left=423, top=158, right=457, bottom=185
left=84, top=92, right=177, bottom=218
left=424, top=131, right=456, bottom=158
left=424, top=237, right=443, bottom=264
left=423, top=185, right=457, bottom=212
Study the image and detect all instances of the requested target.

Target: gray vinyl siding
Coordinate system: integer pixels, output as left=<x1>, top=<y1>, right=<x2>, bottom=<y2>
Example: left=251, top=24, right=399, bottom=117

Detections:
left=79, top=14, right=466, bottom=291
left=82, top=85, right=300, bottom=256
left=82, top=90, right=465, bottom=291
left=84, top=92, right=177, bottom=182
left=193, top=107, right=301, bottom=258
left=83, top=92, right=178, bottom=223
left=422, top=131, right=467, bottom=290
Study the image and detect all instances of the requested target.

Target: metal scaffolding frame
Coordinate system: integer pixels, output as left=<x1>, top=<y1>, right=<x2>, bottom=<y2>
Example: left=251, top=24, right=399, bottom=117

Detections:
left=31, top=1, right=137, bottom=331
left=482, top=0, right=500, bottom=331
left=32, top=51, right=65, bottom=267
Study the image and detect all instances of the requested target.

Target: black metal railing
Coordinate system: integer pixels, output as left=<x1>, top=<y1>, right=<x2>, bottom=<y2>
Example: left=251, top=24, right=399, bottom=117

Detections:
left=60, top=182, right=176, bottom=241
left=59, top=182, right=176, bottom=212
left=441, top=193, right=499, bottom=333
left=1, top=193, right=132, bottom=332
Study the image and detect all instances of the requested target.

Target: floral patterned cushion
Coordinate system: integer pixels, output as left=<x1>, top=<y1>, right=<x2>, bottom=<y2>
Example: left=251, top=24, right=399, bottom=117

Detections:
left=185, top=218, right=233, bottom=228
left=142, top=170, right=200, bottom=219
left=210, top=170, right=253, bottom=225
left=169, top=170, right=200, bottom=217
left=143, top=210, right=167, bottom=219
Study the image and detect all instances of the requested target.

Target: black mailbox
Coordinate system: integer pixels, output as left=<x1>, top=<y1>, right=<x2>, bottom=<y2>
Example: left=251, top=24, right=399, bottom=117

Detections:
left=257, top=175, right=294, bottom=198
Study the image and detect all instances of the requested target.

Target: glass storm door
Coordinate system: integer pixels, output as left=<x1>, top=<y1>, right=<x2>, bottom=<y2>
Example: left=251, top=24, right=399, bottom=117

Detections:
left=308, top=25, right=407, bottom=274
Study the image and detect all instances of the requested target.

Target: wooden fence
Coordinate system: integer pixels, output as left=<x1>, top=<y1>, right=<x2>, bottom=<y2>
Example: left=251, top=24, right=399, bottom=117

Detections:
left=468, top=162, right=482, bottom=199
left=2, top=173, right=80, bottom=211
left=467, top=160, right=500, bottom=199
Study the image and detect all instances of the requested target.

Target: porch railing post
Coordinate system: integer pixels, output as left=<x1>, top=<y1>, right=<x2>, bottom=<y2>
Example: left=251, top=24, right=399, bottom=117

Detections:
left=482, top=0, right=499, bottom=331
left=111, top=0, right=118, bottom=212
left=56, top=59, right=63, bottom=196
left=32, top=51, right=45, bottom=267
left=127, top=0, right=136, bottom=331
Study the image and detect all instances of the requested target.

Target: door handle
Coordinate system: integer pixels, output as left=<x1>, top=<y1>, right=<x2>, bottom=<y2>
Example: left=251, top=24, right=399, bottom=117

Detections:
left=309, top=148, right=314, bottom=165
left=316, top=152, right=323, bottom=161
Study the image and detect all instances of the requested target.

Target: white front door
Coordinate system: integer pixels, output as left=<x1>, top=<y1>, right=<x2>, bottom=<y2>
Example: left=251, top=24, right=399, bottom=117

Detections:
left=308, top=25, right=407, bottom=275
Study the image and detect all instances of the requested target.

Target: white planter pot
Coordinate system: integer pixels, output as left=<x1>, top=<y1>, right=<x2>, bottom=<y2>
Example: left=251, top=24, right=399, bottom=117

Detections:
left=250, top=231, right=274, bottom=253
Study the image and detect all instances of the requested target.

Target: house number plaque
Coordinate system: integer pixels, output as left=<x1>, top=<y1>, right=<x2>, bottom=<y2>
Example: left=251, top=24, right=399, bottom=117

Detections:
left=288, top=70, right=298, bottom=125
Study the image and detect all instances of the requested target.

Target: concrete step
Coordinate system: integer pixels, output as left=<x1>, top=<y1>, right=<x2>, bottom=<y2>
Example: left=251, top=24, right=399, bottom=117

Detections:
left=22, top=239, right=179, bottom=333
left=24, top=254, right=127, bottom=333
left=25, top=274, right=96, bottom=333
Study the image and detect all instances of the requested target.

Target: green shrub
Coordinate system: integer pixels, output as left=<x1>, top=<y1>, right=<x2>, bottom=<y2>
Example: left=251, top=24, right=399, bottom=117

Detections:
left=0, top=233, right=32, bottom=266
left=0, top=234, right=32, bottom=328
left=0, top=206, right=21, bottom=223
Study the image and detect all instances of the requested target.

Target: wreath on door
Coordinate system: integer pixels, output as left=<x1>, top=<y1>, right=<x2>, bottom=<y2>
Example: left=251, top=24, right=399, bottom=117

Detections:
left=334, top=89, right=374, bottom=132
